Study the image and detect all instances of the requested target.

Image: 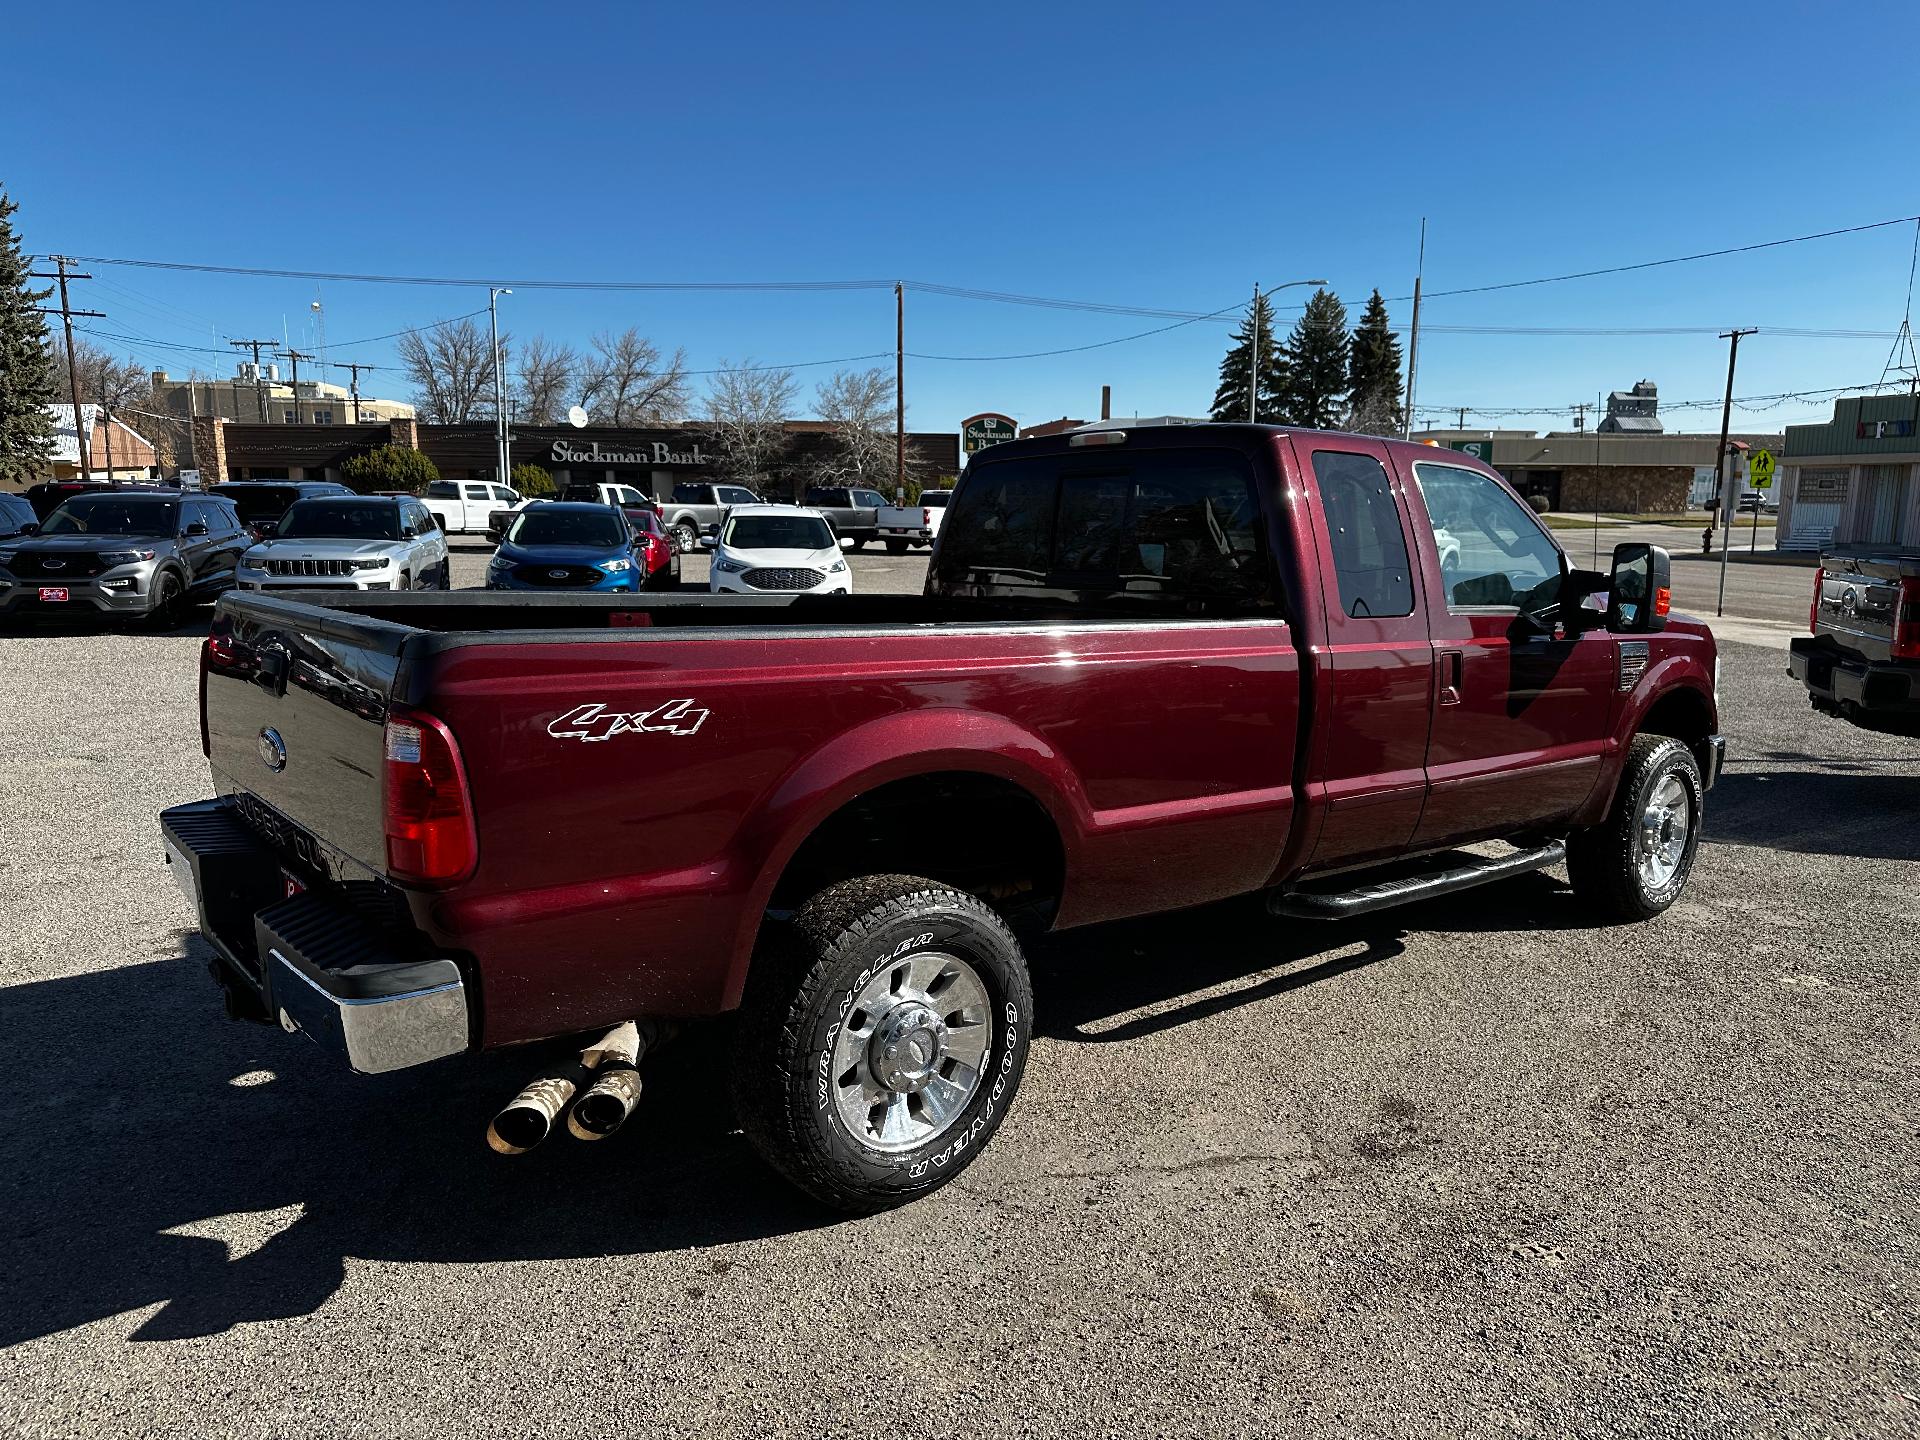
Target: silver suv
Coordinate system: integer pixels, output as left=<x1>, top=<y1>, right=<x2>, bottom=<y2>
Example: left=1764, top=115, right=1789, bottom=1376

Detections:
left=236, top=494, right=450, bottom=592
left=0, top=491, right=246, bottom=626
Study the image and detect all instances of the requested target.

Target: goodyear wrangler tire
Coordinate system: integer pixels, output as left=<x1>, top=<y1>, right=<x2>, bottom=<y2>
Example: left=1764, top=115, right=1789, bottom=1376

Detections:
left=732, top=874, right=1033, bottom=1213
left=1566, top=734, right=1703, bottom=922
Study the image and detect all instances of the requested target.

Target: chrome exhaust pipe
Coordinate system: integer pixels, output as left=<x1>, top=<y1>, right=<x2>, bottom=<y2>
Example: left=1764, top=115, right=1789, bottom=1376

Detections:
left=486, top=1062, right=589, bottom=1155
left=567, top=1018, right=676, bottom=1142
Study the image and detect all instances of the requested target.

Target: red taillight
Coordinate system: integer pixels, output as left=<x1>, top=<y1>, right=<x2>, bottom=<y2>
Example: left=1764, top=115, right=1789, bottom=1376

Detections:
left=1894, top=577, right=1920, bottom=660
left=383, top=707, right=477, bottom=885
left=922, top=507, right=931, bottom=526
left=1809, top=567, right=1824, bottom=633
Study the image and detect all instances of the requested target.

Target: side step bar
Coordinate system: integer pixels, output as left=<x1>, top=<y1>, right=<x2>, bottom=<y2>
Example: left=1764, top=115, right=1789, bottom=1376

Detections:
left=1268, top=841, right=1566, bottom=920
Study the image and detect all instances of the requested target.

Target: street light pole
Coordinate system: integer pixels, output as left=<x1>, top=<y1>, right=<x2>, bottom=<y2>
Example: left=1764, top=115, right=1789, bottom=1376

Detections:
left=489, top=287, right=512, bottom=487
left=1250, top=278, right=1328, bottom=424
left=1714, top=328, right=1758, bottom=617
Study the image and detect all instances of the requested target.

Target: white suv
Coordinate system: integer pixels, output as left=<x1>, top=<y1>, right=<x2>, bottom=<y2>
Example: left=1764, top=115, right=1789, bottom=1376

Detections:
left=237, top=495, right=451, bottom=591
left=704, top=505, right=851, bottom=595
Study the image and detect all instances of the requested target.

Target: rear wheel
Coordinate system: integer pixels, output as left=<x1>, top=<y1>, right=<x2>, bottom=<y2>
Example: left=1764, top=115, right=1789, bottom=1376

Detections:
left=1567, top=734, right=1703, bottom=921
left=671, top=522, right=696, bottom=554
left=732, top=875, right=1033, bottom=1213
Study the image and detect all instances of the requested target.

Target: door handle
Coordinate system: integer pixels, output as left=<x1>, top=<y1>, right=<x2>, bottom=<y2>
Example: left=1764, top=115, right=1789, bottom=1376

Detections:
left=1438, top=649, right=1464, bottom=706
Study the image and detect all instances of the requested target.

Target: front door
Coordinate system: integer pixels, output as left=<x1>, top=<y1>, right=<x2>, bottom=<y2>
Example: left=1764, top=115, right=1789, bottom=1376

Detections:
left=1291, top=436, right=1435, bottom=870
left=1397, top=458, right=1616, bottom=847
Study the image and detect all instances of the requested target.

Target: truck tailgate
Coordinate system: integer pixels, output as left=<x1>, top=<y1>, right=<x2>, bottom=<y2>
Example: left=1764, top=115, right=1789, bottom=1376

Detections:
left=203, top=596, right=409, bottom=876
left=1814, top=552, right=1920, bottom=664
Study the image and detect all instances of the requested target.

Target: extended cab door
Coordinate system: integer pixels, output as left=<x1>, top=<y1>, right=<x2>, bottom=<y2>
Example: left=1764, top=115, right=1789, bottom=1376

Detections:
left=1397, top=457, right=1615, bottom=847
left=1290, top=436, right=1434, bottom=869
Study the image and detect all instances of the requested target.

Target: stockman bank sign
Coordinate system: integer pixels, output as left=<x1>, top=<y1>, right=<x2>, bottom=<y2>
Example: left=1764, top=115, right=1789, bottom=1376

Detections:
left=961, top=413, right=1018, bottom=456
left=549, top=438, right=712, bottom=467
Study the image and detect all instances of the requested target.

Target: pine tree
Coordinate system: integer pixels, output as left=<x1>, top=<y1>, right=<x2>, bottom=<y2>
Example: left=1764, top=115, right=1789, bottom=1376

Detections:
left=1345, top=288, right=1404, bottom=436
left=1208, top=291, right=1288, bottom=423
left=1278, top=288, right=1350, bottom=428
left=0, top=185, right=57, bottom=485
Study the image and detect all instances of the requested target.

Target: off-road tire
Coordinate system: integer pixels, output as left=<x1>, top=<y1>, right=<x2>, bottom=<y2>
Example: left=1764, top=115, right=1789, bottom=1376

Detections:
left=732, top=874, right=1033, bottom=1214
left=1566, top=734, right=1703, bottom=921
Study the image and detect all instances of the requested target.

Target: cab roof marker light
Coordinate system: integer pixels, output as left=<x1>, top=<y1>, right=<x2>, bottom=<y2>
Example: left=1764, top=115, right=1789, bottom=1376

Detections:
left=1068, top=430, right=1128, bottom=447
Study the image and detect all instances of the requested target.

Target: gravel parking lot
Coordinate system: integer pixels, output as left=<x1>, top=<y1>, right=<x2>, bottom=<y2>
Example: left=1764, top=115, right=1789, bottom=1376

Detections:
left=2, top=560, right=1916, bottom=1438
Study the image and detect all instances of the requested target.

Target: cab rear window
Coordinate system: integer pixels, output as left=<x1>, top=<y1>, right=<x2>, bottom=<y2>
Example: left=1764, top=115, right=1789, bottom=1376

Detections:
left=934, top=450, right=1275, bottom=614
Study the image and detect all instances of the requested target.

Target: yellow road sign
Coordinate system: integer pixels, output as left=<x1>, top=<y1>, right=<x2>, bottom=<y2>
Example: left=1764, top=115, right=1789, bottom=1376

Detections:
left=1751, top=448, right=1776, bottom=489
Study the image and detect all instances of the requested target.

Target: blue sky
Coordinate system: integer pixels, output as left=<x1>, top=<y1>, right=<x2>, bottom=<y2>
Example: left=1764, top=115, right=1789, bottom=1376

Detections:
left=6, top=0, right=1919, bottom=438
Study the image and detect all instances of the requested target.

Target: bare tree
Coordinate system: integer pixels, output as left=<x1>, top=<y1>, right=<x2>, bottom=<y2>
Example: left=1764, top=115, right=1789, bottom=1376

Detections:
left=811, top=367, right=906, bottom=492
left=703, top=360, right=797, bottom=493
left=398, top=317, right=500, bottom=422
left=579, top=328, right=690, bottom=425
left=49, top=338, right=149, bottom=412
left=513, top=335, right=579, bottom=424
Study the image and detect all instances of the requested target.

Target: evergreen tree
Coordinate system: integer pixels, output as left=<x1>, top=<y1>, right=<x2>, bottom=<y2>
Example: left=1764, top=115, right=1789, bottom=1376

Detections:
left=1345, top=288, right=1405, bottom=436
left=1279, top=288, right=1350, bottom=428
left=1208, top=291, right=1288, bottom=423
left=0, top=185, right=57, bottom=485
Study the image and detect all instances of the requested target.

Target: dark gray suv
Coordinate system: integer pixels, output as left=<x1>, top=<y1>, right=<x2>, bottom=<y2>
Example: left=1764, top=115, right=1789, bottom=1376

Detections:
left=0, top=492, right=247, bottom=626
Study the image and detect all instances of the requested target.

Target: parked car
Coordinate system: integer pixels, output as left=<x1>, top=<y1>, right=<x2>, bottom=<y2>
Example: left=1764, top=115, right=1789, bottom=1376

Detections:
left=0, top=492, right=37, bottom=540
left=918, top=488, right=952, bottom=542
left=236, top=495, right=451, bottom=593
left=661, top=481, right=763, bottom=554
left=25, top=479, right=158, bottom=520
left=424, top=479, right=523, bottom=535
left=166, top=425, right=1722, bottom=1214
left=1735, top=492, right=1779, bottom=515
left=484, top=501, right=647, bottom=592
left=491, top=482, right=664, bottom=547
left=0, top=491, right=246, bottom=625
left=802, top=485, right=889, bottom=549
left=704, top=504, right=852, bottom=595
left=208, top=481, right=352, bottom=541
left=1789, top=547, right=1920, bottom=734
left=629, top=506, right=681, bottom=590
left=876, top=497, right=932, bottom=553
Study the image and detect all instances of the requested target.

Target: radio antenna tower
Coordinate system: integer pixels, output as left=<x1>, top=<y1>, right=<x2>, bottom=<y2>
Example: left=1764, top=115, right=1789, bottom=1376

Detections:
left=310, top=295, right=330, bottom=383
left=1878, top=219, right=1920, bottom=395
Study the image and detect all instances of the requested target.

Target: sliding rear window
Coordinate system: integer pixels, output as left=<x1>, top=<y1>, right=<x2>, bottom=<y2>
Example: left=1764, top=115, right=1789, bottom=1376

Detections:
left=934, top=449, right=1276, bottom=615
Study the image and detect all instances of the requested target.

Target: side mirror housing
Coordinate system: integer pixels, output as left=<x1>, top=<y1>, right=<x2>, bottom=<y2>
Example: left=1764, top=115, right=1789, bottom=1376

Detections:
left=184, top=521, right=209, bottom=537
left=400, top=525, right=418, bottom=539
left=20, top=522, right=38, bottom=535
left=698, top=535, right=719, bottom=549
left=1608, top=543, right=1671, bottom=633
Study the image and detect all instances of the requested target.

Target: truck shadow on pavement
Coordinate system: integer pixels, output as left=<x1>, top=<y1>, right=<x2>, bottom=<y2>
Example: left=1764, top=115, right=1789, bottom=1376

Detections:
left=1704, top=767, right=1920, bottom=860
left=1, top=873, right=1631, bottom=1346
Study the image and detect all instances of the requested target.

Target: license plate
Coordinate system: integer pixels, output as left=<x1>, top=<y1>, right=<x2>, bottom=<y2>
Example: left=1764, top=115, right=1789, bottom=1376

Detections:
left=282, top=869, right=307, bottom=899
left=38, top=587, right=69, bottom=603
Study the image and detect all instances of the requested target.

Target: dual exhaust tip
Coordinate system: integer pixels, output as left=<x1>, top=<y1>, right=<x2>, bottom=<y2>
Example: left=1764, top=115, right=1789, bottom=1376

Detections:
left=485, top=1019, right=671, bottom=1155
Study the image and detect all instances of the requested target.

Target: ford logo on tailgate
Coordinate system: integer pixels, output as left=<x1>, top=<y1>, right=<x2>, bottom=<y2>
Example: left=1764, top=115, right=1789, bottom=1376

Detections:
left=258, top=727, right=288, bottom=772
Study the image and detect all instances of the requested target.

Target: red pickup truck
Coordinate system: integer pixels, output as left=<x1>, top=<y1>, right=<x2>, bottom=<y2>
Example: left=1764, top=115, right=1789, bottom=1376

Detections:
left=162, top=425, right=1724, bottom=1212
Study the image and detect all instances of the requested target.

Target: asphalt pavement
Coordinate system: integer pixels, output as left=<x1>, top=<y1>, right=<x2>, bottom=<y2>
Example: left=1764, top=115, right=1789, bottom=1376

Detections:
left=2, top=550, right=1917, bottom=1438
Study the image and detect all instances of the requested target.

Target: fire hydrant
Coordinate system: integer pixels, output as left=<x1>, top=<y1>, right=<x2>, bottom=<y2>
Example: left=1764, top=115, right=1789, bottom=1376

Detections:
left=1701, top=525, right=1714, bottom=555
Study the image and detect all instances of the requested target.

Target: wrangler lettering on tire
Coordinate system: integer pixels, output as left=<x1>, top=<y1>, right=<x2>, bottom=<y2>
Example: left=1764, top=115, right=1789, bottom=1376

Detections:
left=732, top=874, right=1033, bottom=1213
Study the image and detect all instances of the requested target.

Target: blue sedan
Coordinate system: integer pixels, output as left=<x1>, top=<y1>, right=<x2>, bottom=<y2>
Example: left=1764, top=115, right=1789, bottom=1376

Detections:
left=485, top=502, right=646, bottom=592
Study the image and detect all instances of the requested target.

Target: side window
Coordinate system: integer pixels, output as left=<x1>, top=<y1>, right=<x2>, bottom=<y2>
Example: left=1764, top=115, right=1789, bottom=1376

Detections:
left=212, top=500, right=241, bottom=533
left=1414, top=463, right=1562, bottom=610
left=427, top=481, right=457, bottom=499
left=1310, top=450, right=1414, bottom=619
left=720, top=486, right=757, bottom=505
left=854, top=489, right=888, bottom=508
left=671, top=483, right=703, bottom=504
left=463, top=483, right=491, bottom=500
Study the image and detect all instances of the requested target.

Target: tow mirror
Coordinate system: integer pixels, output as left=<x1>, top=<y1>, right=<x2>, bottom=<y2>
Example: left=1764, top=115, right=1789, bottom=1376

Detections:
left=1607, top=543, right=1671, bottom=633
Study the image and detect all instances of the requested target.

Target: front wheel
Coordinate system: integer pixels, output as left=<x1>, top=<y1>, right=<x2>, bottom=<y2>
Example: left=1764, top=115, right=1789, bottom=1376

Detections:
left=732, top=875, right=1033, bottom=1213
left=1566, top=734, right=1703, bottom=921
left=671, top=522, right=696, bottom=554
left=146, top=571, right=185, bottom=629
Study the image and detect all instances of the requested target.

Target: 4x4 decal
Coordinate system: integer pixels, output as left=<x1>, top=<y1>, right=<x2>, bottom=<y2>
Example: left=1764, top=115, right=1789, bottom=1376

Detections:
left=547, top=699, right=709, bottom=742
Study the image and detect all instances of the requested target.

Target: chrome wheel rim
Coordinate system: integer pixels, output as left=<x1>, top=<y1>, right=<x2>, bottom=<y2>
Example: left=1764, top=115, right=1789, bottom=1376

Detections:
left=830, top=951, right=993, bottom=1153
left=1637, top=773, right=1692, bottom=891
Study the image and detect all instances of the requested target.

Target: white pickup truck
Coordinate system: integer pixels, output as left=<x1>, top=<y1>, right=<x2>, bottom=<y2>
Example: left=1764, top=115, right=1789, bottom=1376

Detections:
left=875, top=489, right=950, bottom=553
left=423, top=480, right=523, bottom=535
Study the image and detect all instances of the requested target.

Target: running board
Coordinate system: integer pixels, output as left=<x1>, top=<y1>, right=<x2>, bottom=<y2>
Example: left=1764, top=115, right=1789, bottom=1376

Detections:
left=1268, top=841, right=1566, bottom=920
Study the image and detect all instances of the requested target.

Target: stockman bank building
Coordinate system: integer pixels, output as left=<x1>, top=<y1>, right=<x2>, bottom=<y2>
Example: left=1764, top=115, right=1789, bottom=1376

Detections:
left=183, top=416, right=960, bottom=498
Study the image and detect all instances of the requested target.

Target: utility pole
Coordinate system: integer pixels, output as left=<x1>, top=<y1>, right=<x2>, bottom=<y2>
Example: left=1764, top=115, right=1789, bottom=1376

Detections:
left=1248, top=283, right=1261, bottom=423
left=336, top=361, right=378, bottom=423
left=1456, top=406, right=1467, bottom=430
left=1714, top=328, right=1759, bottom=616
left=285, top=349, right=315, bottom=424
left=1401, top=218, right=1426, bottom=440
left=228, top=339, right=282, bottom=423
left=30, top=257, right=105, bottom=478
left=895, top=283, right=906, bottom=499
left=488, top=288, right=512, bottom=485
